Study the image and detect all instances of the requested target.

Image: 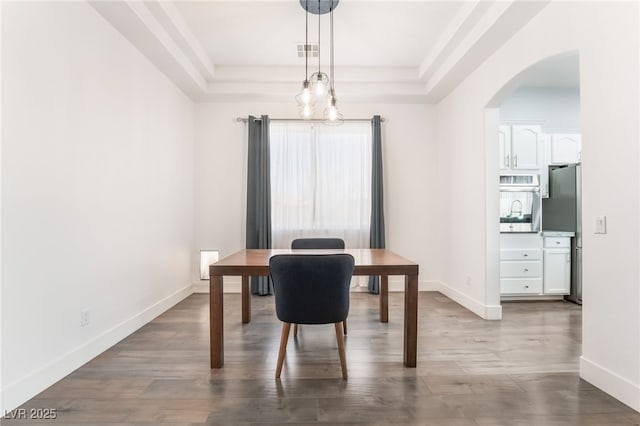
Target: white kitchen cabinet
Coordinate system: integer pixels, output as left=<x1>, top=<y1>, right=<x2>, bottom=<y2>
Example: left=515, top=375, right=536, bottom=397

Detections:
left=499, top=124, right=543, bottom=172
left=543, top=236, right=571, bottom=295
left=540, top=133, right=581, bottom=198
left=501, top=278, right=543, bottom=295
left=499, top=125, right=511, bottom=171
left=540, top=134, right=551, bottom=198
left=500, top=233, right=543, bottom=295
left=550, top=133, right=581, bottom=164
left=511, top=125, right=542, bottom=170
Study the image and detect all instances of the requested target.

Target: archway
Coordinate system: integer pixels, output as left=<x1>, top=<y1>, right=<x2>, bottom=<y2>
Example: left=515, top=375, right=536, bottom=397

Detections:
left=484, top=51, right=581, bottom=314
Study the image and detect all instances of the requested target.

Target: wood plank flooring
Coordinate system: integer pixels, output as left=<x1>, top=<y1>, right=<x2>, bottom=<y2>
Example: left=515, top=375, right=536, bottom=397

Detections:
left=4, top=292, right=640, bottom=425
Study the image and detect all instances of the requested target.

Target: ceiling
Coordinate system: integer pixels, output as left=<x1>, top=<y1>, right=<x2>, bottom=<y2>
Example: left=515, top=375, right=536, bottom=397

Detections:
left=90, top=1, right=553, bottom=103
left=173, top=1, right=463, bottom=68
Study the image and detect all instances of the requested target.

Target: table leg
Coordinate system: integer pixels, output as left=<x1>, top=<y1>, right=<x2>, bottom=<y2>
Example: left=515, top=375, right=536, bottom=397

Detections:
left=403, top=273, right=418, bottom=367
left=380, top=275, right=388, bottom=323
left=242, top=275, right=251, bottom=324
left=210, top=274, right=224, bottom=368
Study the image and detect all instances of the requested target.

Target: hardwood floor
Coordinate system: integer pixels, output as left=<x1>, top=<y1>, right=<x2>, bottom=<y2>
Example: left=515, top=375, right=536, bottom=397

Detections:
left=5, top=292, right=640, bottom=425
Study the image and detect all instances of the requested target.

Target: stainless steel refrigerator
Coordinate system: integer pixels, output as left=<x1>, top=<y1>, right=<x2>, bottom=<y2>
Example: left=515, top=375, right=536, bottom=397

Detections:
left=542, top=164, right=582, bottom=304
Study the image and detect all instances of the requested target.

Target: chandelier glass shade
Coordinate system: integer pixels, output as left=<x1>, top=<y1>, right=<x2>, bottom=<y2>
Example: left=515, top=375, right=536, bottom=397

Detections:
left=323, top=88, right=343, bottom=124
left=295, top=80, right=315, bottom=108
left=310, top=71, right=329, bottom=98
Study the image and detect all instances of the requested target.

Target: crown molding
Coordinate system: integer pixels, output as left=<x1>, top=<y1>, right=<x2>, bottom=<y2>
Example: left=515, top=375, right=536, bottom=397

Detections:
left=90, top=0, right=550, bottom=104
left=143, top=1, right=215, bottom=81
left=418, top=1, right=492, bottom=82
left=201, top=80, right=429, bottom=103
left=423, top=0, right=550, bottom=103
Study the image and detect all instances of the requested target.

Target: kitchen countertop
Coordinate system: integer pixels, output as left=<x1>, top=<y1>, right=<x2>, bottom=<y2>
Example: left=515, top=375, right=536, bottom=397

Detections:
left=499, top=231, right=540, bottom=234
left=541, top=231, right=575, bottom=237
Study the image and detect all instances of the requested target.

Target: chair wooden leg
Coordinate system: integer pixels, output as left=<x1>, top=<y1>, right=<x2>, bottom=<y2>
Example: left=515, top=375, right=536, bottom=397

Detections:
left=276, top=323, right=291, bottom=379
left=334, top=323, right=348, bottom=379
left=342, top=319, right=347, bottom=336
left=293, top=323, right=298, bottom=337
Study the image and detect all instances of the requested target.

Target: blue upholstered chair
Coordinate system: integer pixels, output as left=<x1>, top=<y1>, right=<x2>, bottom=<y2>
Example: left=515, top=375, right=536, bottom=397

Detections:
left=291, top=237, right=345, bottom=250
left=270, top=254, right=355, bottom=379
left=290, top=237, right=348, bottom=336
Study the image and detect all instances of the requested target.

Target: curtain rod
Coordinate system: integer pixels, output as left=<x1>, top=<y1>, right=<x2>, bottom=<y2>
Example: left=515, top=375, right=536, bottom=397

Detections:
left=235, top=117, right=385, bottom=123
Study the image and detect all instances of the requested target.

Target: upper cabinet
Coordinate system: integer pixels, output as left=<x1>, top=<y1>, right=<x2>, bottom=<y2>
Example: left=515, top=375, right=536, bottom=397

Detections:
left=499, top=123, right=581, bottom=197
left=500, top=124, right=542, bottom=171
left=511, top=125, right=542, bottom=169
left=549, top=133, right=582, bottom=164
left=540, top=132, right=581, bottom=198
left=499, top=125, right=511, bottom=171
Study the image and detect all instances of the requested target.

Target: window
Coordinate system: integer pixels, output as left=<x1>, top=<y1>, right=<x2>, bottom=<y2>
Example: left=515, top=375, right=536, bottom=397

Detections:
left=270, top=121, right=372, bottom=250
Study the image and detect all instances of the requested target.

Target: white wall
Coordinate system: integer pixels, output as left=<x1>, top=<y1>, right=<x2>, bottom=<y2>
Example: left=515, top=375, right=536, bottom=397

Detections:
left=1, top=2, right=195, bottom=411
left=193, top=102, right=441, bottom=291
left=436, top=1, right=639, bottom=411
left=0, top=0, right=3, bottom=415
left=500, top=86, right=581, bottom=132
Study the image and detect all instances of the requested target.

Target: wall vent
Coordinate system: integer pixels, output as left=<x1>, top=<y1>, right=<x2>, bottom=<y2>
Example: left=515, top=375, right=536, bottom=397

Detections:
left=297, top=43, right=319, bottom=58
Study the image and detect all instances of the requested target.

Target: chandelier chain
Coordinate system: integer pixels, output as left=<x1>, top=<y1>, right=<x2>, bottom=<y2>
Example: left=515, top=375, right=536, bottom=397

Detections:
left=330, top=4, right=334, bottom=91
left=305, top=0, right=309, bottom=81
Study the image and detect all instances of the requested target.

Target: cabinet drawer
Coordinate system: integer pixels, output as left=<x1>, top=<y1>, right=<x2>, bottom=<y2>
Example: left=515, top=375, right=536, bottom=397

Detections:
left=500, top=233, right=543, bottom=249
left=500, top=278, right=543, bottom=294
left=500, top=261, right=542, bottom=277
left=544, top=237, right=570, bottom=248
left=500, top=249, right=542, bottom=261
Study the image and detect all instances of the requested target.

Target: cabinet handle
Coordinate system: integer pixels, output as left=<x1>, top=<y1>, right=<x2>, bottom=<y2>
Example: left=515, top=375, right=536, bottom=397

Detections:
left=513, top=155, right=518, bottom=168
left=556, top=241, right=560, bottom=244
left=523, top=254, right=528, bottom=257
left=524, top=285, right=529, bottom=288
left=524, top=268, right=529, bottom=272
left=505, top=156, right=510, bottom=167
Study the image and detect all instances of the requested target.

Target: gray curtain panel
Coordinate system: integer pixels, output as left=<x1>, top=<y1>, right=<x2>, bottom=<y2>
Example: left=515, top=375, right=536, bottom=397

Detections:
left=246, top=115, right=273, bottom=295
left=369, top=115, right=386, bottom=294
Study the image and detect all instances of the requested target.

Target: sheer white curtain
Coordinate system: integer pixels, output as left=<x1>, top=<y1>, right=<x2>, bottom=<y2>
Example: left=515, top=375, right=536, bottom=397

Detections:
left=270, top=121, right=372, bottom=286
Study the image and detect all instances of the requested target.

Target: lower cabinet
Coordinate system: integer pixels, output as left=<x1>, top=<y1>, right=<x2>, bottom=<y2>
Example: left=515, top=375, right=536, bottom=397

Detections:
left=500, top=234, right=571, bottom=296
left=500, top=278, right=543, bottom=294
left=500, top=234, right=543, bottom=295
left=543, top=248, right=571, bottom=294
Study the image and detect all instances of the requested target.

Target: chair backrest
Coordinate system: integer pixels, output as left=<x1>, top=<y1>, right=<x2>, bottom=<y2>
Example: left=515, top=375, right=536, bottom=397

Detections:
left=269, top=254, right=354, bottom=324
left=291, top=238, right=345, bottom=250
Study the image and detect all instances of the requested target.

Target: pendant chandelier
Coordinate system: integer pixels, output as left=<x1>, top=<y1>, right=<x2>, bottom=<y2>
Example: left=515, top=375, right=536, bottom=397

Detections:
left=295, top=0, right=343, bottom=124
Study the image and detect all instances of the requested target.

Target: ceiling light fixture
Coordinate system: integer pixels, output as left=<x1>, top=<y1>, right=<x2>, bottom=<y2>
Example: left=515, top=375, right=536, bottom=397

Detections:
left=295, top=0, right=316, bottom=119
left=296, top=0, right=342, bottom=124
left=309, top=4, right=329, bottom=99
left=323, top=3, right=343, bottom=125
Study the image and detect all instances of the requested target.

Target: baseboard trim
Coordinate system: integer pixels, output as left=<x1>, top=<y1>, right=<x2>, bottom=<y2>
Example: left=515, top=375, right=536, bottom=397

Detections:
left=438, top=281, right=502, bottom=320
left=580, top=356, right=640, bottom=412
left=1, top=285, right=193, bottom=413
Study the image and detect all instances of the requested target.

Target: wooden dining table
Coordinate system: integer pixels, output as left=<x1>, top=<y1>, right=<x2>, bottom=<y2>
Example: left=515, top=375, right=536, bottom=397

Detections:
left=209, top=248, right=419, bottom=368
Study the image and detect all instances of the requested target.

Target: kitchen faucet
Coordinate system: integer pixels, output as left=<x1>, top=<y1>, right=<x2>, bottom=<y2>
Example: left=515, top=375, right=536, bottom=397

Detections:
left=509, top=200, right=523, bottom=218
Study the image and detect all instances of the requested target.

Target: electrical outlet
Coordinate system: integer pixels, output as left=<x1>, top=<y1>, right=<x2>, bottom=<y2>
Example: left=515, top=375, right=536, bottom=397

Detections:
left=80, top=309, right=90, bottom=327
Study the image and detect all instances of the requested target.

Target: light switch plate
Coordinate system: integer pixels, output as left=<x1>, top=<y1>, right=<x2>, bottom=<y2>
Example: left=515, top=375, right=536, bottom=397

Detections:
left=595, top=216, right=607, bottom=234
